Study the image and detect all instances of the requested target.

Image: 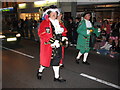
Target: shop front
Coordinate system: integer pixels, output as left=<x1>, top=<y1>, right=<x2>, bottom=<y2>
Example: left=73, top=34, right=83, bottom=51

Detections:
left=18, top=1, right=58, bottom=21
left=19, top=13, right=40, bottom=21
left=1, top=7, right=17, bottom=20
left=76, top=2, right=120, bottom=22
left=18, top=7, right=41, bottom=21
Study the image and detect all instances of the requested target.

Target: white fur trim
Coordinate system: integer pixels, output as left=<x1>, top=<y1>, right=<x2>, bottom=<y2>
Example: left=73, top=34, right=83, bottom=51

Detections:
left=44, top=8, right=60, bottom=16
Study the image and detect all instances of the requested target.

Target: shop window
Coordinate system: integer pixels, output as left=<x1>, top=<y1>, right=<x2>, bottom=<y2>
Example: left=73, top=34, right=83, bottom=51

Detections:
left=20, top=13, right=40, bottom=21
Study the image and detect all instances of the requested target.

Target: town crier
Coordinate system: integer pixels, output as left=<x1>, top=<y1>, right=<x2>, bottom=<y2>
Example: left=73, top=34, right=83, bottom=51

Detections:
left=37, top=5, right=67, bottom=82
left=76, top=12, right=101, bottom=65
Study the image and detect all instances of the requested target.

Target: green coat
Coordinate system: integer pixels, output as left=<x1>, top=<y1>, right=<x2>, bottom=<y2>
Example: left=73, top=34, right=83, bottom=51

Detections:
left=76, top=20, right=100, bottom=54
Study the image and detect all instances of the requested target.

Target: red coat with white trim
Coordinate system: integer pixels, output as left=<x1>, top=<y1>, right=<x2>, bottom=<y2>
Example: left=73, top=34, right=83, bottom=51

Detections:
left=38, top=19, right=67, bottom=67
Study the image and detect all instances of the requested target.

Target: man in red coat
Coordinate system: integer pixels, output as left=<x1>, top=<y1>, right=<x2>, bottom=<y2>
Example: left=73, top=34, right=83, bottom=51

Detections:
left=37, top=5, right=67, bottom=82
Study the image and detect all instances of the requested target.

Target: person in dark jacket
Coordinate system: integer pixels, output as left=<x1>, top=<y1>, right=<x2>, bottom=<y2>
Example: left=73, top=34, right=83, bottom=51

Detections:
left=67, top=17, right=75, bottom=46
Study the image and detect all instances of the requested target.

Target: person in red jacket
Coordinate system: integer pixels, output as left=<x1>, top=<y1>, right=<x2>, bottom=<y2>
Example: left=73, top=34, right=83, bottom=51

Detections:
left=57, top=13, right=68, bottom=68
left=37, top=5, right=67, bottom=82
left=101, top=20, right=111, bottom=40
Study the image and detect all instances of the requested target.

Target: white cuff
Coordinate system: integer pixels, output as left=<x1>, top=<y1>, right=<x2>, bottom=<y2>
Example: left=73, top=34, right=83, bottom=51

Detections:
left=87, top=30, right=90, bottom=34
left=51, top=40, right=60, bottom=48
left=62, top=37, right=68, bottom=41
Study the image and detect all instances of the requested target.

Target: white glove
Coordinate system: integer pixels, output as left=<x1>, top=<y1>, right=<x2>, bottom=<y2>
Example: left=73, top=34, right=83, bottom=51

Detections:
left=62, top=37, right=68, bottom=41
left=51, top=40, right=60, bottom=48
left=87, top=30, right=90, bottom=34
left=55, top=28, right=64, bottom=34
left=98, top=28, right=101, bottom=32
left=54, top=40, right=60, bottom=48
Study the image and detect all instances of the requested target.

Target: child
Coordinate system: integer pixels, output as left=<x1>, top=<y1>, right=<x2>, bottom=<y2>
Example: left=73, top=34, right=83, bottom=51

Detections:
left=97, top=38, right=113, bottom=55
left=94, top=35, right=106, bottom=50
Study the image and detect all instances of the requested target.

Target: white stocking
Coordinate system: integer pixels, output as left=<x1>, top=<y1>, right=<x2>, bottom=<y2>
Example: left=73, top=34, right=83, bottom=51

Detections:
left=39, top=65, right=45, bottom=73
left=76, top=51, right=82, bottom=59
left=53, top=66, right=60, bottom=78
left=83, top=53, right=89, bottom=62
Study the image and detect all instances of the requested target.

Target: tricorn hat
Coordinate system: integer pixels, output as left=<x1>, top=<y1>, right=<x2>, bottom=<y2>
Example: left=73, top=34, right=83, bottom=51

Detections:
left=43, top=5, right=60, bottom=16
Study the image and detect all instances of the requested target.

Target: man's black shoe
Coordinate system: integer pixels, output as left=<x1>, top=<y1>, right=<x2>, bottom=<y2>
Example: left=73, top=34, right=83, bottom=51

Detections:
left=37, top=72, right=42, bottom=80
left=60, top=64, right=64, bottom=69
left=75, top=59, right=79, bottom=64
left=82, top=61, right=90, bottom=65
left=54, top=77, right=66, bottom=82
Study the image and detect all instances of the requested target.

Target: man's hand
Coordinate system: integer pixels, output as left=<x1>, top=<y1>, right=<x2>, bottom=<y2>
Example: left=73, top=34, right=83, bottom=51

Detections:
left=51, top=40, right=60, bottom=48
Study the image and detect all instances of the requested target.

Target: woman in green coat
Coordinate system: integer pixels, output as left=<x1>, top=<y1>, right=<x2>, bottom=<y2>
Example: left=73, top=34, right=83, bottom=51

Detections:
left=76, top=12, right=100, bottom=65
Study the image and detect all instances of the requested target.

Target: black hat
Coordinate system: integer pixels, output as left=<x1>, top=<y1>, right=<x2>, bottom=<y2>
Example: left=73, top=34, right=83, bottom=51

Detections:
left=43, top=6, right=50, bottom=12
left=49, top=5, right=58, bottom=9
left=82, top=12, right=91, bottom=17
left=47, top=5, right=58, bottom=15
left=43, top=5, right=57, bottom=13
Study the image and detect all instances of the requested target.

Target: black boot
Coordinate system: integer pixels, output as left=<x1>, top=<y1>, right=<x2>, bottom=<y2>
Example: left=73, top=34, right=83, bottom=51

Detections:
left=37, top=72, right=42, bottom=80
left=54, top=77, right=66, bottom=82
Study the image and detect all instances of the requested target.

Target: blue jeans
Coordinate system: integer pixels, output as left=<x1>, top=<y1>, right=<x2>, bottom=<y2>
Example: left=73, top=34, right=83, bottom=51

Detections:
left=97, top=49, right=110, bottom=55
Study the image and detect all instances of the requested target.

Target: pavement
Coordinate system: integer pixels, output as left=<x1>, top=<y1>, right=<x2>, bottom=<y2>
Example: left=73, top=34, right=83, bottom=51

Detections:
left=1, top=39, right=120, bottom=89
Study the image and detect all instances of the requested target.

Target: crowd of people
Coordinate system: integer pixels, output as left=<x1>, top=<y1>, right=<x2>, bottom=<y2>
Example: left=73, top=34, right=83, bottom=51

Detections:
left=2, top=6, right=120, bottom=60
left=2, top=17, right=41, bottom=42
left=2, top=5, right=119, bottom=83
left=92, top=18, right=120, bottom=58
left=63, top=15, right=120, bottom=59
left=36, top=5, right=120, bottom=83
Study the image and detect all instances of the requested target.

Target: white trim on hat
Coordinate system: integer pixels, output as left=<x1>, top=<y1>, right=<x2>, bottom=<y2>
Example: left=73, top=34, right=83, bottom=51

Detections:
left=44, top=8, right=60, bottom=16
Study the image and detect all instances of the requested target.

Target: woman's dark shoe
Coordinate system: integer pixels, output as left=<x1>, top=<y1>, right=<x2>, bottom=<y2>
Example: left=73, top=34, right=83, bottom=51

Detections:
left=37, top=72, right=42, bottom=80
left=75, top=59, right=79, bottom=64
left=54, top=77, right=66, bottom=82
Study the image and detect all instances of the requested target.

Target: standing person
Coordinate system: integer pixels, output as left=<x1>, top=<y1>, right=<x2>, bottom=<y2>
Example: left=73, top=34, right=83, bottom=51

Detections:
left=33, top=20, right=39, bottom=42
left=94, top=17, right=102, bottom=28
left=24, top=17, right=29, bottom=38
left=67, top=17, right=75, bottom=46
left=101, top=20, right=111, bottom=41
left=76, top=12, right=100, bottom=65
left=37, top=5, right=67, bottom=82
left=18, top=19, right=24, bottom=38
left=28, top=18, right=35, bottom=40
left=74, top=17, right=80, bottom=45
left=57, top=13, right=68, bottom=68
left=111, top=18, right=120, bottom=38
